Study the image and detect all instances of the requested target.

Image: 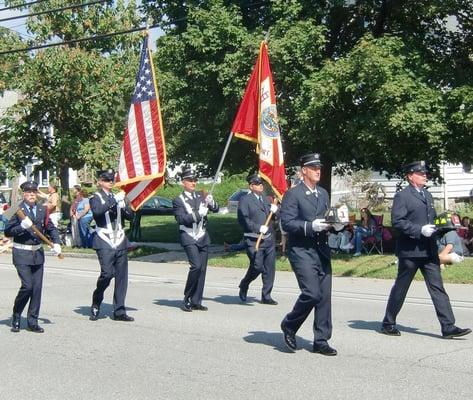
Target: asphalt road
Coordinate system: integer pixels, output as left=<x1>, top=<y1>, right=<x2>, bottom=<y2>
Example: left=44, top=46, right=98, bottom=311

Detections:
left=0, top=253, right=472, bottom=400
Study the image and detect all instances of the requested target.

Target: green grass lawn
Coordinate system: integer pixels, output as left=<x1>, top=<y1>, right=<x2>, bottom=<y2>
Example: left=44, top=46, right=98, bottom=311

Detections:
left=208, top=253, right=473, bottom=284
left=137, top=214, right=244, bottom=245
left=124, top=213, right=473, bottom=284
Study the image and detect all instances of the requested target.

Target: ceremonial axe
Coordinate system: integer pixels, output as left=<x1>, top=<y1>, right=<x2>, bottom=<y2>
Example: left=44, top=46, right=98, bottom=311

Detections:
left=4, top=202, right=64, bottom=259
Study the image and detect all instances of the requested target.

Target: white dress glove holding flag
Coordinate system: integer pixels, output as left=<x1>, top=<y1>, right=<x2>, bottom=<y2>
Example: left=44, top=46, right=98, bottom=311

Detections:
left=270, top=204, right=278, bottom=214
left=114, top=191, right=126, bottom=202
left=205, top=194, right=215, bottom=207
left=52, top=243, right=62, bottom=255
left=21, top=217, right=33, bottom=230
left=198, top=203, right=208, bottom=217
left=421, top=224, right=436, bottom=237
left=312, top=219, right=329, bottom=232
left=259, top=225, right=269, bottom=234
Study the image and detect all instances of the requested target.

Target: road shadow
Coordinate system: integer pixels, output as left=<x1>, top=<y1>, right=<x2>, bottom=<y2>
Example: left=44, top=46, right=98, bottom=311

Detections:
left=210, top=295, right=256, bottom=306
left=153, top=299, right=183, bottom=309
left=243, top=331, right=313, bottom=353
left=73, top=303, right=138, bottom=319
left=347, top=320, right=442, bottom=339
left=1, top=316, right=53, bottom=329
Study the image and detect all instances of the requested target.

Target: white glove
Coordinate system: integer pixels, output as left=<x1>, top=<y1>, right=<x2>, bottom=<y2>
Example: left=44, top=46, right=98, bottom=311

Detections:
left=198, top=203, right=208, bottom=217
left=312, top=219, right=330, bottom=232
left=450, top=253, right=463, bottom=264
left=114, top=191, right=126, bottom=202
left=259, top=225, right=269, bottom=234
left=21, top=217, right=33, bottom=230
left=205, top=194, right=215, bottom=207
left=270, top=204, right=278, bottom=214
left=52, top=243, right=62, bottom=255
left=117, top=200, right=126, bottom=209
left=421, top=224, right=436, bottom=237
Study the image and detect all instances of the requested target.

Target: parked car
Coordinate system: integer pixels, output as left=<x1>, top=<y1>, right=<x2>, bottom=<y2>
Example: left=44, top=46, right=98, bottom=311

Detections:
left=227, top=189, right=250, bottom=213
left=140, top=196, right=174, bottom=216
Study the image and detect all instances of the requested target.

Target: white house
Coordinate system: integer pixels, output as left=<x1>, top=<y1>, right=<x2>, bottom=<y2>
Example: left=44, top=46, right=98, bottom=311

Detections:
left=331, top=162, right=473, bottom=210
left=0, top=90, right=80, bottom=193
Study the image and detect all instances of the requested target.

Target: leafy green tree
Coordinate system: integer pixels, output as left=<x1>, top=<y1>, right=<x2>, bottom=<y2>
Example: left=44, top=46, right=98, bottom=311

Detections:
left=143, top=0, right=473, bottom=191
left=0, top=0, right=143, bottom=198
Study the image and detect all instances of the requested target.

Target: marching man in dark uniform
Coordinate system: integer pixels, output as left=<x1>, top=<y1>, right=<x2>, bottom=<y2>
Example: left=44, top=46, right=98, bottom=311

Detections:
left=280, top=153, right=337, bottom=356
left=89, top=170, right=134, bottom=322
left=173, top=169, right=219, bottom=312
left=6, top=181, right=61, bottom=333
left=237, top=173, right=279, bottom=305
left=381, top=161, right=471, bottom=338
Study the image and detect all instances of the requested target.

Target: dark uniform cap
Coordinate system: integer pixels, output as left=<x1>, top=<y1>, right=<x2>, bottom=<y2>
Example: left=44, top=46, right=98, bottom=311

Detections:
left=98, top=169, right=115, bottom=181
left=180, top=169, right=197, bottom=180
left=404, top=161, right=427, bottom=174
left=20, top=181, right=38, bottom=192
left=300, top=153, right=322, bottom=167
left=247, top=173, right=263, bottom=185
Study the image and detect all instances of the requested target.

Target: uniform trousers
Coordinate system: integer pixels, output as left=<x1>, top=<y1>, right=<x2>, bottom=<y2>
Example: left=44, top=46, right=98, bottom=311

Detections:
left=183, top=243, right=208, bottom=305
left=92, top=248, right=128, bottom=316
left=239, top=239, right=275, bottom=300
left=13, top=263, right=44, bottom=326
left=283, top=247, right=332, bottom=345
left=383, top=257, right=455, bottom=332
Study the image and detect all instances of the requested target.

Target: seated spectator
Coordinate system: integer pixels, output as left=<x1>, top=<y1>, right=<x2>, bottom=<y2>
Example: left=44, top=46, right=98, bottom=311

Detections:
left=74, top=189, right=93, bottom=248
left=70, top=185, right=82, bottom=247
left=438, top=228, right=464, bottom=267
left=457, top=216, right=473, bottom=256
left=328, top=229, right=353, bottom=253
left=0, top=191, right=7, bottom=233
left=353, top=208, right=377, bottom=257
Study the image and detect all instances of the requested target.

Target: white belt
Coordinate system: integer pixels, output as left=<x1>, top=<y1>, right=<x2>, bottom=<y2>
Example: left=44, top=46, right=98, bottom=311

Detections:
left=13, top=243, right=42, bottom=251
left=244, top=232, right=271, bottom=240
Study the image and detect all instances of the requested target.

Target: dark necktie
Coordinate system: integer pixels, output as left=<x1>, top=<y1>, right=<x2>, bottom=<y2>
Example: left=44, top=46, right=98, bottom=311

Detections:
left=29, top=206, right=35, bottom=218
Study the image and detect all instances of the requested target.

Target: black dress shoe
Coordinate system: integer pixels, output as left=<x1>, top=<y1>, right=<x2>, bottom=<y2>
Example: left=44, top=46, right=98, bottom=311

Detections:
left=113, top=314, right=134, bottom=322
left=27, top=324, right=44, bottom=333
left=181, top=300, right=193, bottom=312
left=89, top=305, right=100, bottom=321
left=239, top=288, right=247, bottom=302
left=10, top=314, right=20, bottom=333
left=442, top=326, right=472, bottom=339
left=313, top=343, right=337, bottom=356
left=381, top=325, right=401, bottom=336
left=191, top=304, right=208, bottom=311
left=280, top=322, right=297, bottom=352
left=261, top=298, right=278, bottom=305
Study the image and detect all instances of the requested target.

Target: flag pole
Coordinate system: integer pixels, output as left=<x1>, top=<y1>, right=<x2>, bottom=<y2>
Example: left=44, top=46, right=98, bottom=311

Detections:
left=209, top=29, right=269, bottom=196
left=209, top=131, right=233, bottom=195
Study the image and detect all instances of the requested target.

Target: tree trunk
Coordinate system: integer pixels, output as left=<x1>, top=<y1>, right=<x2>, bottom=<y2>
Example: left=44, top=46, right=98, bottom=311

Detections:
left=320, top=158, right=333, bottom=200
left=59, top=165, right=70, bottom=217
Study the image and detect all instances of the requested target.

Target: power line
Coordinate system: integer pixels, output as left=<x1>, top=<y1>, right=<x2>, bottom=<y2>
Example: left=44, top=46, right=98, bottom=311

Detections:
left=0, top=23, right=162, bottom=55
left=0, top=0, right=108, bottom=23
left=0, top=0, right=49, bottom=13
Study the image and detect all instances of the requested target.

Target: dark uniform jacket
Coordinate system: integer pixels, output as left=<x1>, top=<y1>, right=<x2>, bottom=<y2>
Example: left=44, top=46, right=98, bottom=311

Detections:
left=237, top=192, right=276, bottom=245
left=173, top=190, right=219, bottom=247
left=5, top=201, right=60, bottom=265
left=281, top=183, right=331, bottom=268
left=392, top=185, right=437, bottom=258
left=90, top=190, right=132, bottom=250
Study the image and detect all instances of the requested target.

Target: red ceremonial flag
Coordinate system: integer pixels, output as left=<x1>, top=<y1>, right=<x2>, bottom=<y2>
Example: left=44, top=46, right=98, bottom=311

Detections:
left=231, top=41, right=287, bottom=199
left=115, top=35, right=167, bottom=210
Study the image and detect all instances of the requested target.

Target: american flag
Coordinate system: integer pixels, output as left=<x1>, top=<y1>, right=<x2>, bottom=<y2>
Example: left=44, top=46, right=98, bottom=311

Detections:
left=115, top=35, right=166, bottom=210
